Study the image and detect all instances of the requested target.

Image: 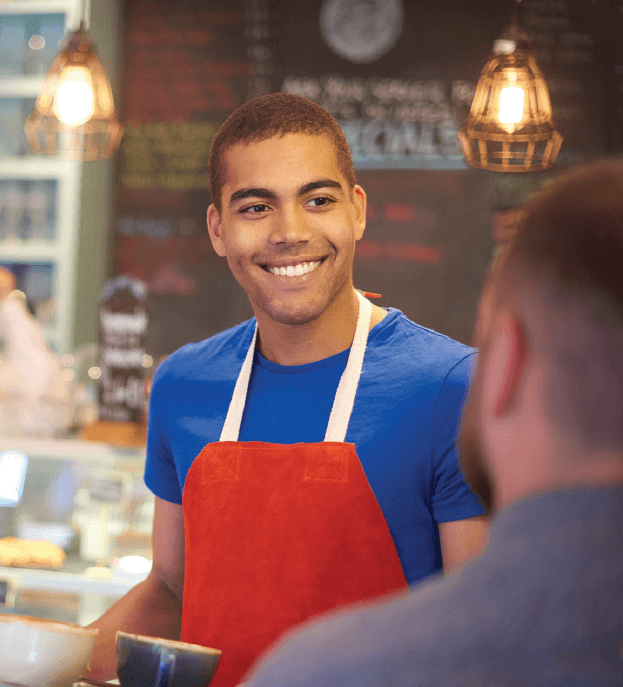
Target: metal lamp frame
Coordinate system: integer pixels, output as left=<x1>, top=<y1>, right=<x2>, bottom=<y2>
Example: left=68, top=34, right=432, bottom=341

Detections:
left=459, top=22, right=562, bottom=172
left=24, top=21, right=123, bottom=161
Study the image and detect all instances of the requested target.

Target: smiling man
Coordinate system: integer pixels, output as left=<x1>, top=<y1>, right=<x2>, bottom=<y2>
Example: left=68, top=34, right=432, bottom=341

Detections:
left=85, top=94, right=487, bottom=687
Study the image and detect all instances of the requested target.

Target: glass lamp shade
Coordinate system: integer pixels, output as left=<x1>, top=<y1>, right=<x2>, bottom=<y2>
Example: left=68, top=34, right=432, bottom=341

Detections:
left=458, top=28, right=562, bottom=172
left=24, top=25, right=123, bottom=161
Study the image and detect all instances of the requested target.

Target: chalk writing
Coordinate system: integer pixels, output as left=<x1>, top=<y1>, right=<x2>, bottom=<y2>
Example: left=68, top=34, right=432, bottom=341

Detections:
left=522, top=0, right=595, bottom=66
left=282, top=76, right=471, bottom=168
left=123, top=2, right=247, bottom=122
left=120, top=122, right=217, bottom=191
left=244, top=0, right=275, bottom=99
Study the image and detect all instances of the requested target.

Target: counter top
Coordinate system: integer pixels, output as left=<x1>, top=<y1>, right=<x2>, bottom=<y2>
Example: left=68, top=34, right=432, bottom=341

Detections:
left=0, top=436, right=146, bottom=465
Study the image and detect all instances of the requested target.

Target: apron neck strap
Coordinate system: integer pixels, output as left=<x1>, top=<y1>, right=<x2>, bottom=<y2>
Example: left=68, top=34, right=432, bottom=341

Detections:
left=220, top=323, right=257, bottom=442
left=219, top=291, right=372, bottom=443
left=324, top=291, right=371, bottom=442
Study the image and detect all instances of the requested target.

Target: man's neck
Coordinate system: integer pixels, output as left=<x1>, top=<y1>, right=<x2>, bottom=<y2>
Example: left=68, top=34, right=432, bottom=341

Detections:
left=494, top=443, right=623, bottom=513
left=255, top=290, right=387, bottom=366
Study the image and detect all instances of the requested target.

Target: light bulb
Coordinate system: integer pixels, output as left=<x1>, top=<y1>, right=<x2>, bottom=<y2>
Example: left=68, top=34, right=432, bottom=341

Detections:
left=499, top=85, right=524, bottom=125
left=52, top=65, right=95, bottom=126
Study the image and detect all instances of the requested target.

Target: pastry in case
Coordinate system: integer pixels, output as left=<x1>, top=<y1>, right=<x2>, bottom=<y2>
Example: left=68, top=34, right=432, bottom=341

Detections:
left=0, top=535, right=65, bottom=568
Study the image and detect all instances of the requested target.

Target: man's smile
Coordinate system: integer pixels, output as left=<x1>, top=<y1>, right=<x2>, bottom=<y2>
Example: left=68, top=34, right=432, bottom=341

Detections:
left=262, top=259, right=324, bottom=277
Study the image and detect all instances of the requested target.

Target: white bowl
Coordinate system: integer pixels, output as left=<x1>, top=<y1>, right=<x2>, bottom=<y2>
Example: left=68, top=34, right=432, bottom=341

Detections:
left=0, top=614, right=98, bottom=687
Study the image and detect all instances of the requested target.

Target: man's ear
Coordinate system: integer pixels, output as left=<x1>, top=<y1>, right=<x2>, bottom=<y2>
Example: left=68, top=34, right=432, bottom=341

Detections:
left=487, top=311, right=528, bottom=418
left=207, top=204, right=226, bottom=257
left=352, top=185, right=367, bottom=241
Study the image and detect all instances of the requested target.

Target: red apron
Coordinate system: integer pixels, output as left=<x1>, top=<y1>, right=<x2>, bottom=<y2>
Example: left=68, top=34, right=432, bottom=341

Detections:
left=181, top=293, right=408, bottom=687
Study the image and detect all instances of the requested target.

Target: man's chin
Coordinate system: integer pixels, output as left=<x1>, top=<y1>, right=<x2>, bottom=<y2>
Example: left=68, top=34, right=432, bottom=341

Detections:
left=256, top=308, right=319, bottom=327
left=254, top=294, right=333, bottom=327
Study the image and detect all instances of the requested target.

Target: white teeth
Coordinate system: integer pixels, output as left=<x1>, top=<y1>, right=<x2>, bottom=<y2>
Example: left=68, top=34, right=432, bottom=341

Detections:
left=268, top=260, right=321, bottom=277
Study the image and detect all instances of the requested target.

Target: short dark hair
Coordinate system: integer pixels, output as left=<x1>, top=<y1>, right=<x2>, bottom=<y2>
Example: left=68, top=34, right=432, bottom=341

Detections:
left=493, top=158, right=623, bottom=452
left=208, top=93, right=356, bottom=212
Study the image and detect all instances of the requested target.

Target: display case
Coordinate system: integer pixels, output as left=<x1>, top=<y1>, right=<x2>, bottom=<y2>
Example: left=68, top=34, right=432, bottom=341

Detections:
left=0, top=0, right=122, bottom=354
left=0, top=436, right=152, bottom=626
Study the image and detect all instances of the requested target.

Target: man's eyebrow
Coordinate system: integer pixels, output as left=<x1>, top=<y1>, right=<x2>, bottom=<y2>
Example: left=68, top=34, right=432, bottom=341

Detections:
left=228, top=179, right=344, bottom=207
left=298, top=179, right=343, bottom=195
left=228, top=187, right=277, bottom=206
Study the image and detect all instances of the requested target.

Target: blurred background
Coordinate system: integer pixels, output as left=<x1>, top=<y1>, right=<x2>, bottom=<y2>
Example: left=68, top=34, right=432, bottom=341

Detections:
left=0, top=0, right=621, bottom=629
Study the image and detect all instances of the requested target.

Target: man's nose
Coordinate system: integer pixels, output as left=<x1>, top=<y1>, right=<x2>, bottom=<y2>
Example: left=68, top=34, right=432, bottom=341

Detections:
left=268, top=206, right=313, bottom=245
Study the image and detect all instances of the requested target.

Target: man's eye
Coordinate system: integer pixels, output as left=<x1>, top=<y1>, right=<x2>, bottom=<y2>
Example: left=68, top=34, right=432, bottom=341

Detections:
left=242, top=204, right=268, bottom=214
left=307, top=197, right=333, bottom=207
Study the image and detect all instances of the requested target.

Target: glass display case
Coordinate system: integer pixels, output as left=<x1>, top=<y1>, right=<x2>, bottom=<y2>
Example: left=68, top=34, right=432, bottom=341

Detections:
left=0, top=0, right=122, bottom=354
left=0, top=436, right=152, bottom=626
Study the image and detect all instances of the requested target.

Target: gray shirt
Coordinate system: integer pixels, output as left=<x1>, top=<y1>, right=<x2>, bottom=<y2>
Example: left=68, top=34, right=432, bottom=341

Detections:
left=244, top=486, right=623, bottom=687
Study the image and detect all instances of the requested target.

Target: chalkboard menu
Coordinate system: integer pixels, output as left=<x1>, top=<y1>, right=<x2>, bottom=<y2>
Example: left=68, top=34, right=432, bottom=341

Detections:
left=115, top=0, right=622, bottom=356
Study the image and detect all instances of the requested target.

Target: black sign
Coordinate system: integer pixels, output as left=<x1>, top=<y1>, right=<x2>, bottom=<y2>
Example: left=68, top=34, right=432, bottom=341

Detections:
left=98, top=276, right=148, bottom=423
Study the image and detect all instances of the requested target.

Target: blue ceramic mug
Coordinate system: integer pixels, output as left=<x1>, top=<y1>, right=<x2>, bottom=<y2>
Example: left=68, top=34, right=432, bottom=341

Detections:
left=116, top=632, right=221, bottom=687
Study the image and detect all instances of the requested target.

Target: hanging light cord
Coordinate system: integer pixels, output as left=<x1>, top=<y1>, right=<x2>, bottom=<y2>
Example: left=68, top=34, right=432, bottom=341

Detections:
left=511, top=0, right=522, bottom=29
left=80, top=0, right=88, bottom=31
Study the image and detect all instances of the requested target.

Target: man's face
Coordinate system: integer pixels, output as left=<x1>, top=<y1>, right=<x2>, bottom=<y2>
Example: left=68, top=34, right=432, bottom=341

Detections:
left=207, top=133, right=366, bottom=327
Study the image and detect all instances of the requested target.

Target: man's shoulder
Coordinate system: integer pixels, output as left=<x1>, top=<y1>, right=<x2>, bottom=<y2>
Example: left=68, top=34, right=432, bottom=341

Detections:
left=244, top=569, right=480, bottom=687
left=154, top=318, right=256, bottom=383
left=370, top=309, right=476, bottom=376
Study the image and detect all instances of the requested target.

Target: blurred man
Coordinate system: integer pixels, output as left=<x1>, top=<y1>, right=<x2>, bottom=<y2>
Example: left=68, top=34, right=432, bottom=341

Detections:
left=241, top=158, right=623, bottom=687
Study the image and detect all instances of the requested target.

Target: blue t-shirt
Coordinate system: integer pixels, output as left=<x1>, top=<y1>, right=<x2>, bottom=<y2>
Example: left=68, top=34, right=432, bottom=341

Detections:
left=145, top=308, right=483, bottom=585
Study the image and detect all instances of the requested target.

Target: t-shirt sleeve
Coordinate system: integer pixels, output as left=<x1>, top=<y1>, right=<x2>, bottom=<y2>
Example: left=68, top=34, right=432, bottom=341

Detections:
left=429, top=351, right=484, bottom=522
left=144, top=360, right=183, bottom=505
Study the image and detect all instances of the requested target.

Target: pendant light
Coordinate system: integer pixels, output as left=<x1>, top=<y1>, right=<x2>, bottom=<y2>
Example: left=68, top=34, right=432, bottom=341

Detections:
left=24, top=1, right=123, bottom=161
left=458, top=2, right=562, bottom=172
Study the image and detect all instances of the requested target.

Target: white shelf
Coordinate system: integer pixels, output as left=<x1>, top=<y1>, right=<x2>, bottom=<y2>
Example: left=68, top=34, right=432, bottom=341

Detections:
left=0, top=240, right=58, bottom=261
left=0, top=156, right=80, bottom=177
left=0, top=436, right=145, bottom=465
left=0, top=565, right=148, bottom=596
left=0, top=75, right=44, bottom=98
left=0, top=0, right=83, bottom=24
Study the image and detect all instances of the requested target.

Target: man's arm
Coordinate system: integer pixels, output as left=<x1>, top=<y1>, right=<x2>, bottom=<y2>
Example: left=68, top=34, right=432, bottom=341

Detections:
left=438, top=514, right=489, bottom=573
left=83, top=496, right=185, bottom=680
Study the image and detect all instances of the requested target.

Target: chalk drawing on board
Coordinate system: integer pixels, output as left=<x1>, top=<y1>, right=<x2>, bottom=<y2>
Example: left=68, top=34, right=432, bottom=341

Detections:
left=320, top=0, right=404, bottom=64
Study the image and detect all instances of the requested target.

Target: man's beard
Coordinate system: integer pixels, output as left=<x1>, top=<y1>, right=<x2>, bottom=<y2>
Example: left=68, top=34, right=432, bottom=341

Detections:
left=457, top=363, right=494, bottom=514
